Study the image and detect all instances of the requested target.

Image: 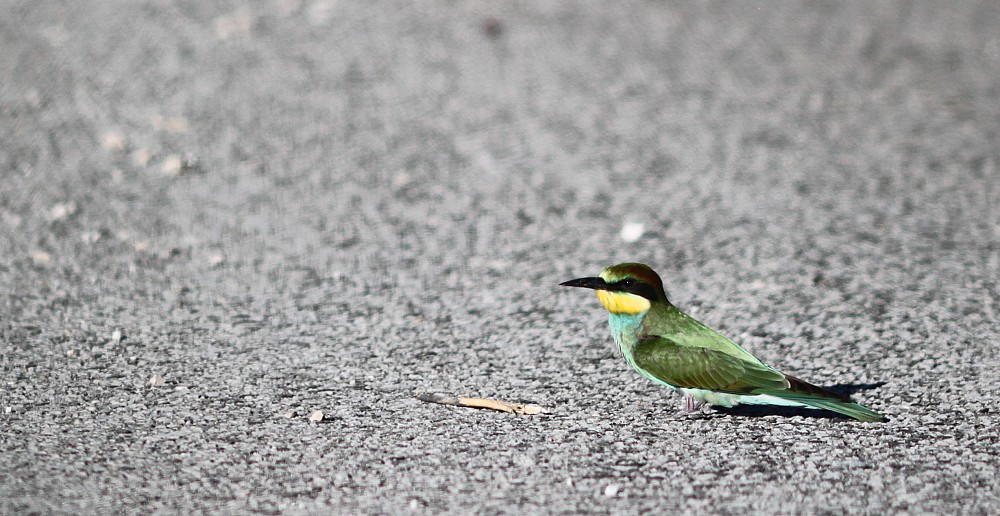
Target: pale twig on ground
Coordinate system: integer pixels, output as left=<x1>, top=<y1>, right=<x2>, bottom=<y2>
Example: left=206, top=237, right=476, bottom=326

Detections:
left=416, top=393, right=543, bottom=415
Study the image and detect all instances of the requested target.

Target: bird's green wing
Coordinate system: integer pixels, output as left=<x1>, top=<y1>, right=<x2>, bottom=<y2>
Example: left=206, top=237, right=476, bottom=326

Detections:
left=641, top=304, right=769, bottom=366
left=632, top=336, right=789, bottom=393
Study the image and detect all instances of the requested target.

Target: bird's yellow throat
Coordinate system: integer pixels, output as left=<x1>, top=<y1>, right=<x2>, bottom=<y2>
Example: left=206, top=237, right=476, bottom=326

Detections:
left=596, top=290, right=651, bottom=315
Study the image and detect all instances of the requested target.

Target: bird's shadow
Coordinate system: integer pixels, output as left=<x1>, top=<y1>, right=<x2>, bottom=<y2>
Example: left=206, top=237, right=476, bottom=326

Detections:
left=712, top=382, right=887, bottom=421
left=825, top=382, right=887, bottom=397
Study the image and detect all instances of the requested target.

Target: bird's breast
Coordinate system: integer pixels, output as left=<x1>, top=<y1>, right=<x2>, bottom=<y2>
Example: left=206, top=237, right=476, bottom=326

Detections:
left=606, top=311, right=645, bottom=359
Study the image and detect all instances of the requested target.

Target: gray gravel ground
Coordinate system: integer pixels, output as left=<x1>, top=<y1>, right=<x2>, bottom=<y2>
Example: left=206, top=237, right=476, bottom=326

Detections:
left=3, top=1, right=1000, bottom=514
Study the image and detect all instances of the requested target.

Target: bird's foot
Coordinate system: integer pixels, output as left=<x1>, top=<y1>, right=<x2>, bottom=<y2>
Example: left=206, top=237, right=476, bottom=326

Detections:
left=674, top=394, right=706, bottom=416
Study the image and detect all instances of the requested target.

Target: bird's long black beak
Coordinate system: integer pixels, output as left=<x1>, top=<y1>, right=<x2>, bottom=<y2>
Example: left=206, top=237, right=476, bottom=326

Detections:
left=559, top=277, right=609, bottom=290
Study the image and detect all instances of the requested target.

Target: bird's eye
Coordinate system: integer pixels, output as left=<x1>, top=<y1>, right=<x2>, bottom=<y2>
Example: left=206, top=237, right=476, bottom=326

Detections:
left=619, top=278, right=636, bottom=287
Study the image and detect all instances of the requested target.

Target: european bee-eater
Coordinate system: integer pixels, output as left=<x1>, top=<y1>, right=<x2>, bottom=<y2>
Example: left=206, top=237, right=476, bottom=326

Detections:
left=561, top=263, right=885, bottom=422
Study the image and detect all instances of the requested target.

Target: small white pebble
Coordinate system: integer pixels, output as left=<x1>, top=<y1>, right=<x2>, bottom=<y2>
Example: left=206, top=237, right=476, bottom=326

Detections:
left=604, top=484, right=620, bottom=497
left=132, top=148, right=152, bottom=166
left=111, top=329, right=123, bottom=344
left=102, top=131, right=127, bottom=151
left=4, top=406, right=11, bottom=414
left=308, top=410, right=324, bottom=422
left=149, top=374, right=166, bottom=387
left=392, top=172, right=410, bottom=188
left=208, top=254, right=225, bottom=267
left=31, top=251, right=51, bottom=264
left=620, top=222, right=644, bottom=243
left=49, top=201, right=78, bottom=222
left=161, top=155, right=187, bottom=176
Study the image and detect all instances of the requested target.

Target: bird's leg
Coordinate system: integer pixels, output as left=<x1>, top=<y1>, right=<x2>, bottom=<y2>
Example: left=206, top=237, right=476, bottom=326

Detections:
left=682, top=394, right=705, bottom=413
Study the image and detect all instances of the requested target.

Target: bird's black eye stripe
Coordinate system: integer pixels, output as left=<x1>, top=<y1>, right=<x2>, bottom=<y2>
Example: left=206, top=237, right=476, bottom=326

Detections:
left=613, top=278, right=658, bottom=301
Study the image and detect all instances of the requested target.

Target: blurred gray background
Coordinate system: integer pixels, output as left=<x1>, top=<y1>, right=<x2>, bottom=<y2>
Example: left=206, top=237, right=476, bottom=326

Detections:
left=2, top=1, right=999, bottom=513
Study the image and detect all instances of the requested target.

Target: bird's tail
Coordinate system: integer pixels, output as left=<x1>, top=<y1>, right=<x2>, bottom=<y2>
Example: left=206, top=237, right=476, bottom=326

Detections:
left=778, top=393, right=886, bottom=422
left=760, top=375, right=887, bottom=422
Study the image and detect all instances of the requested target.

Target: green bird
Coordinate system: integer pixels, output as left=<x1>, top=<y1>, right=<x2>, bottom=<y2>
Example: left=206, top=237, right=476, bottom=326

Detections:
left=561, top=262, right=885, bottom=422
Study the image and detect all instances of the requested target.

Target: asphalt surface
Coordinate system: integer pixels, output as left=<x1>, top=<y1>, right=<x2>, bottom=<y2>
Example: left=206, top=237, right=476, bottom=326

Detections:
left=3, top=1, right=1000, bottom=514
